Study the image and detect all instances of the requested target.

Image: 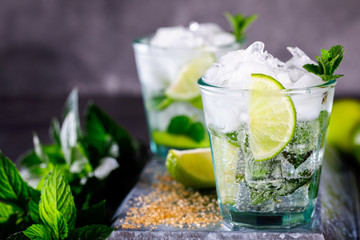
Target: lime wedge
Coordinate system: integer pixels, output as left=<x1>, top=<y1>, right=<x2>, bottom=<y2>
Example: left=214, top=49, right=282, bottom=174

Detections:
left=249, top=73, right=296, bottom=161
left=166, top=53, right=215, bottom=101
left=153, top=131, right=210, bottom=149
left=211, top=135, right=239, bottom=205
left=327, top=99, right=360, bottom=153
left=165, top=148, right=215, bottom=189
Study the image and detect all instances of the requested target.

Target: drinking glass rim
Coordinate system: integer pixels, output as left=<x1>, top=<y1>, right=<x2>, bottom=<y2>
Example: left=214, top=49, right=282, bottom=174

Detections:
left=198, top=77, right=337, bottom=95
left=132, top=34, right=242, bottom=51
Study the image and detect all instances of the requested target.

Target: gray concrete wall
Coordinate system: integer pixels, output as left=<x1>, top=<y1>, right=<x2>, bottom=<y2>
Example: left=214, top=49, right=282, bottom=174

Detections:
left=0, top=0, right=358, bottom=97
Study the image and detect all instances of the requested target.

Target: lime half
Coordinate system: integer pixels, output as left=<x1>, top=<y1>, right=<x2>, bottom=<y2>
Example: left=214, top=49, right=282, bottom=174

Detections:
left=165, top=148, right=215, bottom=189
left=165, top=53, right=215, bottom=101
left=249, top=73, right=296, bottom=161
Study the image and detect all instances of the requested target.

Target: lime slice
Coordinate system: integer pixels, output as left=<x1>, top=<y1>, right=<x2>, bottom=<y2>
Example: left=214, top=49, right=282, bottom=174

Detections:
left=165, top=148, right=215, bottom=188
left=166, top=53, right=215, bottom=101
left=249, top=73, right=296, bottom=161
left=211, top=135, right=239, bottom=205
left=153, top=131, right=210, bottom=149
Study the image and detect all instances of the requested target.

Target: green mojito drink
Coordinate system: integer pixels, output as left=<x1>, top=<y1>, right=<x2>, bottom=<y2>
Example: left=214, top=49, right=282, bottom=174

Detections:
left=133, top=23, right=240, bottom=158
left=199, top=42, right=344, bottom=228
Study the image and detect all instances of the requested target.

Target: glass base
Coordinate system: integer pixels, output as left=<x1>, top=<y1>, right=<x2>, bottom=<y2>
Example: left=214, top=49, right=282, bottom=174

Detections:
left=220, top=203, right=315, bottom=229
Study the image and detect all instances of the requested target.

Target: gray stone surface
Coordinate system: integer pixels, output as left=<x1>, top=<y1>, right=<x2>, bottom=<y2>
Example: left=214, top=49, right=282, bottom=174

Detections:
left=110, top=148, right=359, bottom=239
left=0, top=0, right=359, bottom=97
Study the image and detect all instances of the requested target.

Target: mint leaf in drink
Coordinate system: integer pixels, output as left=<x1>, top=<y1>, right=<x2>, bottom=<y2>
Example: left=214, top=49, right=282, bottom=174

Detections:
left=303, top=45, right=344, bottom=81
left=187, top=122, right=205, bottom=143
left=225, top=131, right=240, bottom=146
left=23, top=224, right=51, bottom=240
left=67, top=225, right=113, bottom=240
left=167, top=115, right=205, bottom=142
left=150, top=95, right=173, bottom=111
left=167, top=115, right=192, bottom=134
left=225, top=12, right=257, bottom=42
left=249, top=176, right=313, bottom=205
left=39, top=168, right=76, bottom=238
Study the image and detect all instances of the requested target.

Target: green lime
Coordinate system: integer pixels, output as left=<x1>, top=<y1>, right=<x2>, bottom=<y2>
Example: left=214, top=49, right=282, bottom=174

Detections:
left=249, top=73, right=296, bottom=161
left=153, top=131, right=210, bottom=149
left=327, top=99, right=360, bottom=153
left=211, top=135, right=239, bottom=205
left=189, top=96, right=203, bottom=109
left=165, top=148, right=215, bottom=189
left=165, top=53, right=215, bottom=101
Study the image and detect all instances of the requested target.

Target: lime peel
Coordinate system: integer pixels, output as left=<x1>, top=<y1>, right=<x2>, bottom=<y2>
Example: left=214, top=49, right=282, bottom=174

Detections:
left=165, top=148, right=215, bottom=189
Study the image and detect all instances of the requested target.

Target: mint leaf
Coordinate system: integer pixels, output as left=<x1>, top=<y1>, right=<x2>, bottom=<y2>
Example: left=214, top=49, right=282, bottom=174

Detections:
left=84, top=104, right=135, bottom=167
left=61, top=112, right=79, bottom=166
left=28, top=201, right=40, bottom=224
left=187, top=122, right=205, bottom=143
left=23, top=224, right=51, bottom=240
left=63, top=89, right=82, bottom=137
left=50, top=118, right=61, bottom=146
left=225, top=12, right=257, bottom=42
left=167, top=115, right=205, bottom=142
left=303, top=45, right=344, bottom=81
left=33, top=134, right=49, bottom=164
left=0, top=202, right=14, bottom=223
left=167, top=116, right=192, bottom=134
left=303, top=64, right=321, bottom=75
left=39, top=168, right=76, bottom=237
left=67, top=225, right=113, bottom=240
left=249, top=177, right=312, bottom=205
left=149, top=95, right=173, bottom=111
left=0, top=153, right=40, bottom=207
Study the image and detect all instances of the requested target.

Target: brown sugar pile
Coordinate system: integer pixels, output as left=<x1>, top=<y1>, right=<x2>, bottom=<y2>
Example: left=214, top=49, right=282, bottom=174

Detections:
left=119, top=174, right=221, bottom=230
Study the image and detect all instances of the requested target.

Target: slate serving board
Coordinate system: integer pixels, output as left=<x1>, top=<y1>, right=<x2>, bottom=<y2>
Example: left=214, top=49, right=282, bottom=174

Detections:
left=110, top=148, right=359, bottom=240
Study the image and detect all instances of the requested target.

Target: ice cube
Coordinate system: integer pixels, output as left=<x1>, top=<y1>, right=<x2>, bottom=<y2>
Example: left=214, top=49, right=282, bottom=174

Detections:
left=286, top=47, right=316, bottom=82
left=203, top=42, right=289, bottom=89
left=291, top=73, right=324, bottom=89
left=291, top=74, right=324, bottom=121
left=150, top=26, right=203, bottom=48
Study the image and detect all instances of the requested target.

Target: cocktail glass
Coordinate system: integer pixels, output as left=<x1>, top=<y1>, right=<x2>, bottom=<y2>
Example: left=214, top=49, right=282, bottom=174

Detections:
left=198, top=76, right=336, bottom=228
left=133, top=36, right=239, bottom=159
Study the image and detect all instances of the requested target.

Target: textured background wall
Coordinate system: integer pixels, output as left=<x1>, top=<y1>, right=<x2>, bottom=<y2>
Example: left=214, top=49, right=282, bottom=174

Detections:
left=0, top=0, right=358, bottom=97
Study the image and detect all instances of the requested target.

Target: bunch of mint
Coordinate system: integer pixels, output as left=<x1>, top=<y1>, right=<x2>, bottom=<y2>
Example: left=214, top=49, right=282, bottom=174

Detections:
left=303, top=45, right=344, bottom=81
left=225, top=12, right=258, bottom=43
left=0, top=90, right=148, bottom=239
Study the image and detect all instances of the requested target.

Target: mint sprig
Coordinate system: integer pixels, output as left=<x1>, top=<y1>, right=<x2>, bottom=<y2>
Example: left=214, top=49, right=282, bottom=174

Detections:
left=225, top=12, right=257, bottom=42
left=303, top=45, right=344, bottom=81
left=0, top=89, right=148, bottom=239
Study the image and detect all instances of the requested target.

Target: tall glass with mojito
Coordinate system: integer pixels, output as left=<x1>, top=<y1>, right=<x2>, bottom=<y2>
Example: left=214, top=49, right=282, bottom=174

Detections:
left=133, top=23, right=240, bottom=158
left=199, top=42, right=344, bottom=227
